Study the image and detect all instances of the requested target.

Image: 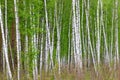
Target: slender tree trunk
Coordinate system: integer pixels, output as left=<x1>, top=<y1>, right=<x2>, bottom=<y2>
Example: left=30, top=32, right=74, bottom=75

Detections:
left=115, top=0, right=119, bottom=65
left=40, top=19, right=44, bottom=76
left=0, top=5, right=13, bottom=80
left=81, top=0, right=87, bottom=68
left=14, top=0, right=21, bottom=79
left=84, top=0, right=97, bottom=73
left=45, top=33, right=48, bottom=72
left=4, top=0, right=8, bottom=75
left=68, top=9, right=72, bottom=69
left=55, top=2, right=61, bottom=74
left=100, top=0, right=110, bottom=66
left=49, top=24, right=54, bottom=70
left=96, top=0, right=101, bottom=65
left=31, top=5, right=38, bottom=80
left=72, top=0, right=77, bottom=69
left=110, top=5, right=114, bottom=64
left=44, top=0, right=51, bottom=72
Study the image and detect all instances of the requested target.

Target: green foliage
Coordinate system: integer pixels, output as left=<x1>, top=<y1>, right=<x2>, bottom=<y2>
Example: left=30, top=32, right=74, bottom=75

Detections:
left=1, top=0, right=120, bottom=79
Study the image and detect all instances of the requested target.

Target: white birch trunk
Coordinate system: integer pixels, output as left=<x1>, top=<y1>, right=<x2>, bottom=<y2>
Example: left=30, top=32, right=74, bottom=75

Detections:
left=32, top=5, right=38, bottom=80
left=0, top=5, right=13, bottom=80
left=110, top=7, right=114, bottom=63
left=44, top=0, right=51, bottom=72
left=44, top=0, right=54, bottom=72
left=14, top=0, right=21, bottom=79
left=84, top=0, right=97, bottom=72
left=72, top=15, right=76, bottom=68
left=115, top=0, right=119, bottom=64
left=100, top=0, right=110, bottom=65
left=81, top=0, right=87, bottom=68
left=72, top=0, right=77, bottom=69
left=103, top=22, right=110, bottom=65
left=96, top=0, right=101, bottom=65
left=25, top=22, right=29, bottom=78
left=45, top=33, right=48, bottom=72
left=76, top=0, right=82, bottom=69
left=68, top=10, right=72, bottom=68
left=49, top=12, right=54, bottom=70
left=3, top=0, right=8, bottom=75
left=55, top=2, right=61, bottom=73
left=50, top=26, right=54, bottom=69
left=40, top=19, right=44, bottom=74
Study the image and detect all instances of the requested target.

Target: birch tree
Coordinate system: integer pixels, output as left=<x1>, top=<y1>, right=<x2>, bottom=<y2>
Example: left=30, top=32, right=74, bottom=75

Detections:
left=96, top=0, right=101, bottom=65
left=14, top=0, right=21, bottom=79
left=0, top=4, right=13, bottom=80
left=44, top=0, right=50, bottom=72
left=32, top=5, right=38, bottom=80
left=72, top=0, right=82, bottom=70
left=84, top=0, right=97, bottom=72
left=55, top=2, right=61, bottom=73
left=100, top=0, right=110, bottom=65
left=39, top=19, right=44, bottom=75
left=115, top=0, right=119, bottom=65
left=110, top=3, right=114, bottom=64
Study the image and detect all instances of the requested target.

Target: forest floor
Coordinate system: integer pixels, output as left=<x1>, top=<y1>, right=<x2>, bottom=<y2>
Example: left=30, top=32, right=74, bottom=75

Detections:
left=0, top=64, right=120, bottom=80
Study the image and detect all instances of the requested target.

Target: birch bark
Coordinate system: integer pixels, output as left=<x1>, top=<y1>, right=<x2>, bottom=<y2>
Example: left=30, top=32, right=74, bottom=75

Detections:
left=84, top=0, right=97, bottom=72
left=72, top=0, right=82, bottom=70
left=14, top=0, right=21, bottom=79
left=115, top=0, right=119, bottom=64
left=40, top=19, right=44, bottom=74
left=72, top=0, right=77, bottom=69
left=0, top=5, right=13, bottom=80
left=110, top=6, right=114, bottom=63
left=55, top=2, right=61, bottom=73
left=100, top=0, right=110, bottom=65
left=96, top=0, right=100, bottom=65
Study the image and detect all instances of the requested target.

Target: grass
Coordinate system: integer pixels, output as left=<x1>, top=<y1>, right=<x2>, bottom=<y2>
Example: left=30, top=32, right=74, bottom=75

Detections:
left=0, top=64, right=120, bottom=80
